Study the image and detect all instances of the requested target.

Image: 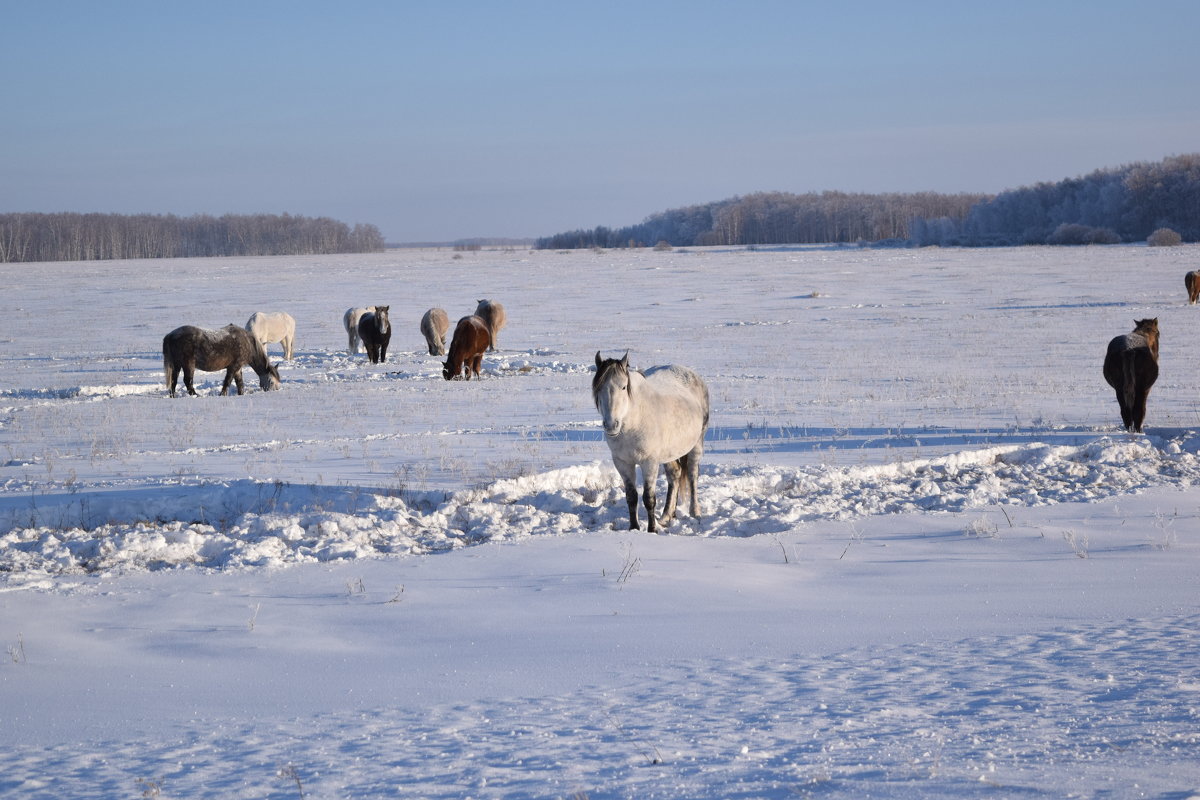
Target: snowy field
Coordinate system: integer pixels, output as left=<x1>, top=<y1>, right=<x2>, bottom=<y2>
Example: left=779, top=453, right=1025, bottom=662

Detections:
left=2, top=244, right=1199, bottom=799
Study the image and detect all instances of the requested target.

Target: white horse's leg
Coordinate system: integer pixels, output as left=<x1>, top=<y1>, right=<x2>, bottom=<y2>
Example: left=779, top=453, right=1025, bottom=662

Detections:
left=658, top=459, right=681, bottom=528
left=686, top=446, right=702, bottom=519
left=641, top=461, right=660, bottom=533
left=614, top=459, right=640, bottom=530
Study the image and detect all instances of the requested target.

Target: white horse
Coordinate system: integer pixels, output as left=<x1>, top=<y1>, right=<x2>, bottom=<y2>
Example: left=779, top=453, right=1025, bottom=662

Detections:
left=420, top=307, right=450, bottom=356
left=592, top=352, right=710, bottom=532
left=474, top=299, right=507, bottom=351
left=343, top=306, right=375, bottom=354
left=245, top=311, right=296, bottom=360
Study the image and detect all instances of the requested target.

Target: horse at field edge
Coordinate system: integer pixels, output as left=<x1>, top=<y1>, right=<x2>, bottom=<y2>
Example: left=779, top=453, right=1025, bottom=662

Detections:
left=592, top=351, right=709, bottom=532
left=1185, top=271, right=1199, bottom=304
left=1102, top=318, right=1159, bottom=433
left=163, top=324, right=281, bottom=397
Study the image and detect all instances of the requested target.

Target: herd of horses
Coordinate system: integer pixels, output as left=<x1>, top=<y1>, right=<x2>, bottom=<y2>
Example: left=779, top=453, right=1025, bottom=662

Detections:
left=161, top=299, right=507, bottom=398
left=157, top=268, right=1197, bottom=533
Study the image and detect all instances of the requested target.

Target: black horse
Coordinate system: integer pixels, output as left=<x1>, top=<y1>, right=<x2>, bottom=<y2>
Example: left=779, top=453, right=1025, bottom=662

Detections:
left=1103, top=318, right=1159, bottom=432
left=357, top=305, right=391, bottom=363
left=163, top=324, right=281, bottom=397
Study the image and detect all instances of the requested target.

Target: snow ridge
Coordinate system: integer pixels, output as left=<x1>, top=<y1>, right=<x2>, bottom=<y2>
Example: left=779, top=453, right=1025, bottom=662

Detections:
left=3, top=433, right=1195, bottom=578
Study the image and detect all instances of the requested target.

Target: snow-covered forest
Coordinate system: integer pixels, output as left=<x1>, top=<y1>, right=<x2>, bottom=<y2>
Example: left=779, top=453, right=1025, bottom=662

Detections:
left=538, top=153, right=1200, bottom=250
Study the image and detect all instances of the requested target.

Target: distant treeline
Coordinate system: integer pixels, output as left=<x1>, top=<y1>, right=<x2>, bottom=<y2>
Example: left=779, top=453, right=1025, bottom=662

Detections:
left=911, top=154, right=1200, bottom=246
left=535, top=191, right=985, bottom=250
left=536, top=153, right=1200, bottom=249
left=0, top=212, right=386, bottom=263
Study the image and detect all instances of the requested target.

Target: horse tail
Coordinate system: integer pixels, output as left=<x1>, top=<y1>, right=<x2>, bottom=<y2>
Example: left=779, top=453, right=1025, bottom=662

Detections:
left=162, top=337, right=173, bottom=389
left=1120, top=349, right=1141, bottom=411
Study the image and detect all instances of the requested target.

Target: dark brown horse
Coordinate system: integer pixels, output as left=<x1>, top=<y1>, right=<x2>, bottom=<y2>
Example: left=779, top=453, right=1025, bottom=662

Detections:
left=1103, top=318, right=1159, bottom=432
left=442, top=315, right=490, bottom=380
left=357, top=305, right=391, bottom=363
left=1186, top=271, right=1199, bottom=304
left=163, top=324, right=281, bottom=397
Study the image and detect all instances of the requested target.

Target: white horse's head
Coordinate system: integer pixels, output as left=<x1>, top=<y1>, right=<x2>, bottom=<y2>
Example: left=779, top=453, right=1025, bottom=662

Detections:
left=593, top=351, right=633, bottom=437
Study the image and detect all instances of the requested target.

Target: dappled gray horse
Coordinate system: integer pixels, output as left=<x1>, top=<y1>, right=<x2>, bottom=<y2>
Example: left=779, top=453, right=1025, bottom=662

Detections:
left=163, top=324, right=281, bottom=397
left=592, top=352, right=709, bottom=532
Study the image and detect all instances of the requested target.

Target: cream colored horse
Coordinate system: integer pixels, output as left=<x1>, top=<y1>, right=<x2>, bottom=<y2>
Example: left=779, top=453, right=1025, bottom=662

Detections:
left=245, top=311, right=296, bottom=360
left=343, top=306, right=375, bottom=354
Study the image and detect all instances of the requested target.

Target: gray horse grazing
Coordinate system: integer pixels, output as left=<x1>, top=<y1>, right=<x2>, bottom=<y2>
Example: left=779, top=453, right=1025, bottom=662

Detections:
left=420, top=307, right=450, bottom=356
left=1103, top=318, right=1159, bottom=433
left=592, top=352, right=709, bottom=532
left=474, top=299, right=506, bottom=351
left=163, top=324, right=281, bottom=397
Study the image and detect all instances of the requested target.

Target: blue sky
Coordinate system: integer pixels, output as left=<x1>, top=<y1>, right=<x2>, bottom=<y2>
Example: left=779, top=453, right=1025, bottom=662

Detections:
left=4, top=0, right=1198, bottom=242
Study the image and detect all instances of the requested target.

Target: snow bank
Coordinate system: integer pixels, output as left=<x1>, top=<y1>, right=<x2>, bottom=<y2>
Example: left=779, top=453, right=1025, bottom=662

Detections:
left=4, top=432, right=1196, bottom=579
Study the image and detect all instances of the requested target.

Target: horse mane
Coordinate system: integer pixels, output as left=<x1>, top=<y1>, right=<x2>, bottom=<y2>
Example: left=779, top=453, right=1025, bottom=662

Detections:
left=591, top=356, right=627, bottom=406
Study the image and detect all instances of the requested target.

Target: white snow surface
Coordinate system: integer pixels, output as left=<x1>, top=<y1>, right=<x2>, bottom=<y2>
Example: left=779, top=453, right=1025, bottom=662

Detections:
left=2, top=244, right=1199, bottom=798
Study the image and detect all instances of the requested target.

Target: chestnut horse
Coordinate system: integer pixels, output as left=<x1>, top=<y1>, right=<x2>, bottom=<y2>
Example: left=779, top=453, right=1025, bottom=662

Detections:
left=163, top=324, right=281, bottom=397
left=592, top=352, right=710, bottom=532
left=442, top=315, right=490, bottom=380
left=357, top=305, right=391, bottom=364
left=1103, top=318, right=1159, bottom=433
left=1185, top=271, right=1199, bottom=304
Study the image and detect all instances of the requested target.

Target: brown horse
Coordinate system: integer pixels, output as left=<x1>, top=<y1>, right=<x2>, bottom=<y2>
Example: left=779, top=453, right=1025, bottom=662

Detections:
left=442, top=315, right=490, bottom=380
left=163, top=324, right=281, bottom=397
left=1102, top=318, right=1159, bottom=432
left=1186, top=271, right=1199, bottom=304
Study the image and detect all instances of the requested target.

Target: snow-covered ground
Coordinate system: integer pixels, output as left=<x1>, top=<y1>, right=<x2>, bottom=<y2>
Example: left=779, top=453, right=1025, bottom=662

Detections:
left=2, top=244, right=1199, bottom=798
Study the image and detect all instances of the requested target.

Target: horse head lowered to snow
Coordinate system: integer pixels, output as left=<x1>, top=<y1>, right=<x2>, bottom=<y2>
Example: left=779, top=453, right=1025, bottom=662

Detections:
left=162, top=324, right=281, bottom=397
left=592, top=351, right=709, bottom=532
left=442, top=315, right=490, bottom=380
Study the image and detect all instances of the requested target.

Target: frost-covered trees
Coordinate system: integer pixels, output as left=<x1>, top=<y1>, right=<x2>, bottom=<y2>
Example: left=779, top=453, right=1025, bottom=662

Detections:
left=0, top=213, right=385, bottom=263
left=911, top=154, right=1200, bottom=246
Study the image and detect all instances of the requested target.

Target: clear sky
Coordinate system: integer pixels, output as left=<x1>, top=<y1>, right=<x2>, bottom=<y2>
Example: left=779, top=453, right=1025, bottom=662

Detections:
left=4, top=0, right=1198, bottom=243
